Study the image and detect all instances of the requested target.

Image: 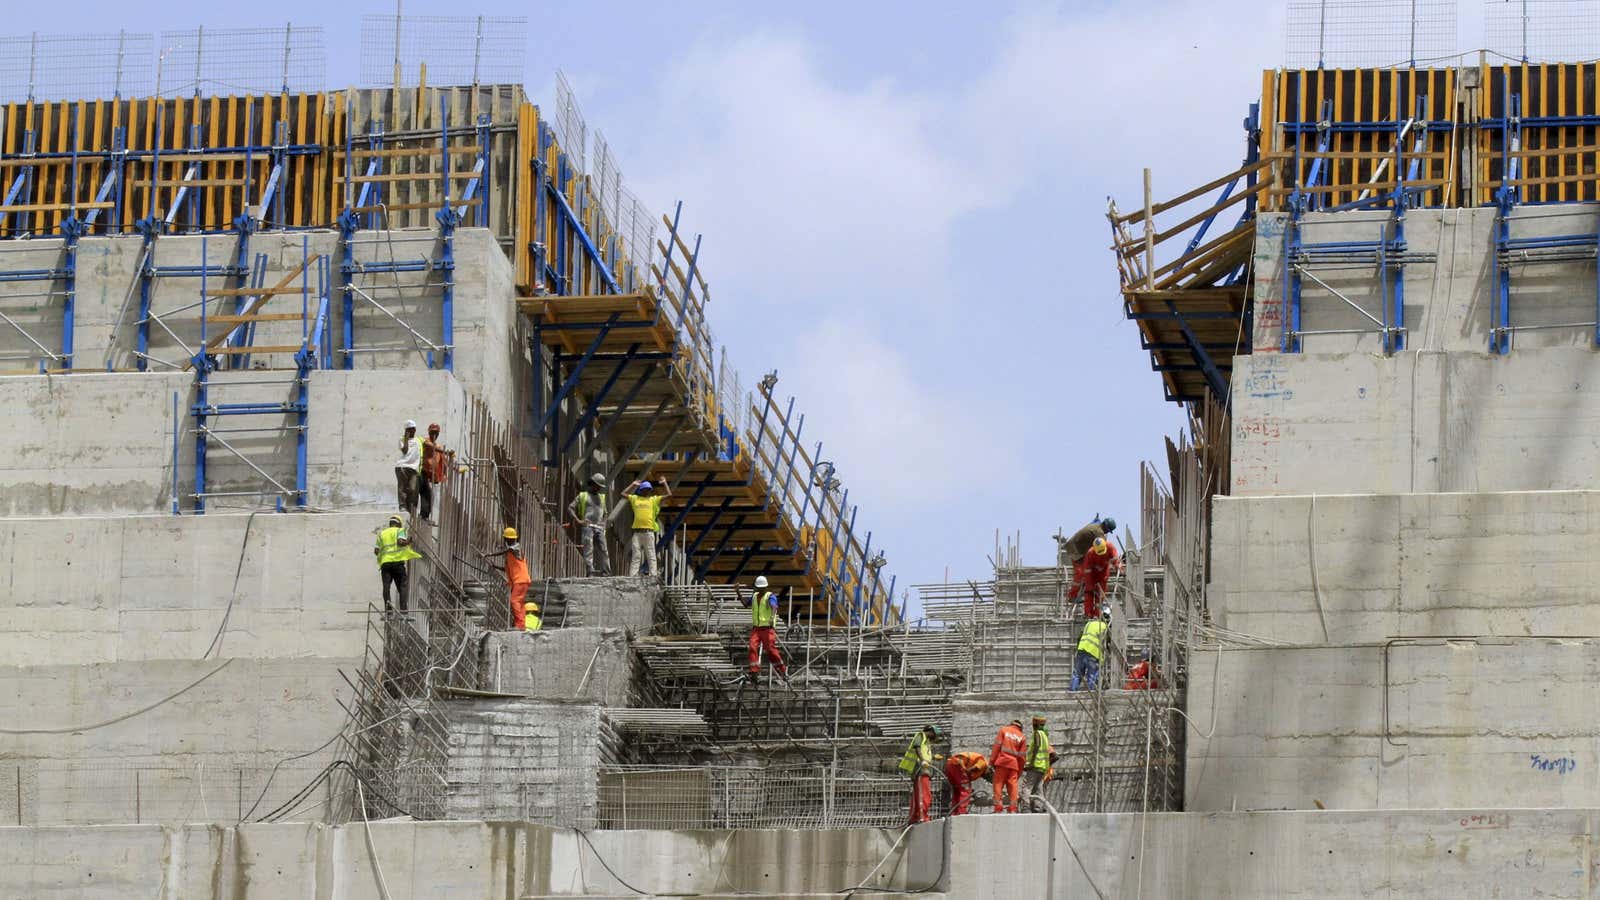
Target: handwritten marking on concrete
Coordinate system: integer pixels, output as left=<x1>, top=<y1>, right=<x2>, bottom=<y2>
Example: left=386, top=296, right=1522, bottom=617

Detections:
left=1459, top=813, right=1509, bottom=829
left=1530, top=755, right=1576, bottom=775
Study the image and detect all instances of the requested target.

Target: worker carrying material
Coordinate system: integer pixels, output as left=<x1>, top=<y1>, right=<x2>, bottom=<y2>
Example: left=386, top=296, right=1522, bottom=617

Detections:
left=621, top=479, right=672, bottom=577
left=1019, top=716, right=1056, bottom=811
left=899, top=725, right=944, bottom=825
left=1069, top=536, right=1120, bottom=619
left=395, top=420, right=423, bottom=517
left=568, top=474, right=611, bottom=576
left=481, top=526, right=536, bottom=631
left=943, top=751, right=992, bottom=816
left=373, top=515, right=422, bottom=612
left=1126, top=653, right=1159, bottom=690
left=989, top=719, right=1027, bottom=813
left=1072, top=609, right=1111, bottom=691
left=740, top=575, right=790, bottom=684
left=419, top=423, right=456, bottom=523
left=1057, top=516, right=1116, bottom=563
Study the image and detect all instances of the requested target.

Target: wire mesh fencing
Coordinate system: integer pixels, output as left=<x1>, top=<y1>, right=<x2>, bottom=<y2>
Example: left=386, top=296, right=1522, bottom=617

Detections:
left=1286, top=0, right=1458, bottom=68
left=552, top=70, right=589, bottom=175
left=1485, top=0, right=1600, bottom=62
left=157, top=25, right=326, bottom=97
left=0, top=30, right=155, bottom=103
left=359, top=15, right=527, bottom=88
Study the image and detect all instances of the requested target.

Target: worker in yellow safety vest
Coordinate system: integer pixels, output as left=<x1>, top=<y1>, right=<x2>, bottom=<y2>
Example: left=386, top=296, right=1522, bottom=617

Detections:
left=740, top=575, right=790, bottom=685
left=1019, top=716, right=1055, bottom=811
left=1071, top=609, right=1111, bottom=691
left=374, top=515, right=422, bottom=612
left=567, top=473, right=611, bottom=576
left=898, top=725, right=944, bottom=825
left=621, top=479, right=671, bottom=578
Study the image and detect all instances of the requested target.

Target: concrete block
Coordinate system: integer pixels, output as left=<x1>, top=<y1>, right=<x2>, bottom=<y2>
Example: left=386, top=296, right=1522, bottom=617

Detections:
left=479, top=628, right=635, bottom=705
left=539, top=577, right=658, bottom=631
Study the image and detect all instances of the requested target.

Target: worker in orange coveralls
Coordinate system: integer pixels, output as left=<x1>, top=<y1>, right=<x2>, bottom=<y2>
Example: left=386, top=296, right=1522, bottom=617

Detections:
left=1069, top=536, right=1120, bottom=619
left=482, top=526, right=534, bottom=630
left=944, top=751, right=992, bottom=816
left=1126, top=652, right=1159, bottom=690
left=989, top=719, right=1027, bottom=813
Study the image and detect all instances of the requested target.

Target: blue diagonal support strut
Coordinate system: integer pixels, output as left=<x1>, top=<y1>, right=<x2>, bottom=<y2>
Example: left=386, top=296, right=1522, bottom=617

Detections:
left=561, top=342, right=639, bottom=455
left=540, top=312, right=620, bottom=435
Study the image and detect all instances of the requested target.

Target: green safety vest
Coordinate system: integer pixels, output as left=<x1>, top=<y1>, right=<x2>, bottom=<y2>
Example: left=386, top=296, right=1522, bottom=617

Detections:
left=575, top=491, right=608, bottom=521
left=1027, top=727, right=1052, bottom=772
left=898, top=731, right=932, bottom=775
left=752, top=590, right=777, bottom=628
left=1078, top=620, right=1108, bottom=661
left=375, top=525, right=422, bottom=566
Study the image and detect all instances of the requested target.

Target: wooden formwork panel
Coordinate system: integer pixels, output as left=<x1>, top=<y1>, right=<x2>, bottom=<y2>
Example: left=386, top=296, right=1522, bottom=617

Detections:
left=1480, top=62, right=1600, bottom=204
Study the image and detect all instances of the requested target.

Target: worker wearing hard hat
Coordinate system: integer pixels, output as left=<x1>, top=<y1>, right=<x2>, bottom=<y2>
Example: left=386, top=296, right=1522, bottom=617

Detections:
left=373, top=514, right=421, bottom=612
left=482, top=526, right=536, bottom=630
left=1071, top=609, right=1112, bottom=691
left=418, top=422, right=456, bottom=523
left=943, top=751, right=993, bottom=816
left=622, top=479, right=672, bottom=578
left=989, top=719, right=1027, bottom=813
left=740, top=575, right=790, bottom=685
left=1070, top=536, right=1120, bottom=619
left=899, top=724, right=944, bottom=825
left=394, top=420, right=423, bottom=517
left=568, top=473, right=611, bottom=576
left=1057, top=516, right=1117, bottom=563
left=1019, top=716, right=1056, bottom=811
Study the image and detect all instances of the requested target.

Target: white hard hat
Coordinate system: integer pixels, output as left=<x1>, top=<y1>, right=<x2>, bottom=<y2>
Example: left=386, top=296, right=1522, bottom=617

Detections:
left=404, top=419, right=417, bottom=429
left=754, top=576, right=769, bottom=588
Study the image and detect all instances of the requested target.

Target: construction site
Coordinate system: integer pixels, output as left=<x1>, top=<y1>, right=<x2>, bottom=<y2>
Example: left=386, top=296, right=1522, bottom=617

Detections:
left=9, top=0, right=1600, bottom=896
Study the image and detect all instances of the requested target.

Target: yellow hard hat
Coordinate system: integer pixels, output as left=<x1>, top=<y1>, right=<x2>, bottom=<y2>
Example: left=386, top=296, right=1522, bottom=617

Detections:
left=502, top=526, right=519, bottom=541
left=1092, top=537, right=1109, bottom=556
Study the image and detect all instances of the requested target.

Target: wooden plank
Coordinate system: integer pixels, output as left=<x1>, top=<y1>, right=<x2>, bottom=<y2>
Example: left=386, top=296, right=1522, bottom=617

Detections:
left=350, top=200, right=447, bottom=213
left=0, top=201, right=114, bottom=213
left=206, top=313, right=308, bottom=324
left=208, top=345, right=305, bottom=356
left=187, top=254, right=320, bottom=367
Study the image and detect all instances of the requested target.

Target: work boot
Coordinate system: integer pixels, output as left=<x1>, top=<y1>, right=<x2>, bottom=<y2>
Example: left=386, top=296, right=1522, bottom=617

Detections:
left=778, top=670, right=792, bottom=686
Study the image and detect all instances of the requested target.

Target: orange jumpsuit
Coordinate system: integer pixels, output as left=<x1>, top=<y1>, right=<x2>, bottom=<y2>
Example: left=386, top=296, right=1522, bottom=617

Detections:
left=505, top=548, right=532, bottom=630
left=1126, top=660, right=1157, bottom=690
left=989, top=723, right=1027, bottom=813
left=1070, top=543, right=1119, bottom=619
left=944, top=752, right=990, bottom=816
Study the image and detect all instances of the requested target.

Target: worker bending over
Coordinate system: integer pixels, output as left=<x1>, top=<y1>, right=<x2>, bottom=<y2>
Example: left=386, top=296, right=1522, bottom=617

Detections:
left=899, top=725, right=944, bottom=825
left=482, top=527, right=537, bottom=631
left=1070, top=537, right=1120, bottom=619
left=741, top=575, right=790, bottom=684
left=568, top=474, right=611, bottom=575
left=989, top=718, right=1027, bottom=813
left=943, top=751, right=992, bottom=816
left=622, top=480, right=672, bottom=577
left=1020, top=716, right=1056, bottom=811
left=1058, top=515, right=1116, bottom=563
left=1072, top=609, right=1111, bottom=691
left=374, top=515, right=421, bottom=612
left=395, top=420, right=423, bottom=517
left=1126, top=652, right=1159, bottom=690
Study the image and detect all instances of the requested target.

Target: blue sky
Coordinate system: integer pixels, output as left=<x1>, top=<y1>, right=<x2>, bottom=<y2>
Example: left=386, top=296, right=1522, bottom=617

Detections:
left=14, top=0, right=1505, bottom=610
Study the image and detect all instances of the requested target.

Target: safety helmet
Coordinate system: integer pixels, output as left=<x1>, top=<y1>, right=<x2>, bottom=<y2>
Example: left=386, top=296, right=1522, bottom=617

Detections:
left=754, top=575, right=769, bottom=588
left=926, top=725, right=944, bottom=739
left=590, top=473, right=606, bottom=487
left=1101, top=608, right=1112, bottom=621
left=1009, top=719, right=1023, bottom=728
left=1091, top=537, right=1109, bottom=556
left=502, top=526, right=519, bottom=541
left=428, top=422, right=441, bottom=433
left=404, top=419, right=417, bottom=430
left=1100, top=516, right=1117, bottom=533
left=388, top=515, right=403, bottom=527
left=638, top=480, right=653, bottom=491
left=1032, top=716, right=1046, bottom=725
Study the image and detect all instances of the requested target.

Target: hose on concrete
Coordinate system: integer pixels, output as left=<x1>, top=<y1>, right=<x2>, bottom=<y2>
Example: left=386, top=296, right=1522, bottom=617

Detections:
left=1040, top=797, right=1109, bottom=900
left=0, top=658, right=234, bottom=734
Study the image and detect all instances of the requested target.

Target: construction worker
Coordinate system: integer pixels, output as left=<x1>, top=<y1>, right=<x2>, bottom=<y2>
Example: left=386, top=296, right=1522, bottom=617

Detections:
left=741, top=575, right=790, bottom=684
left=1069, top=537, right=1120, bottom=619
left=1057, top=515, right=1117, bottom=563
left=395, top=420, right=423, bottom=517
left=621, top=479, right=672, bottom=577
left=1072, top=609, right=1111, bottom=691
left=943, top=751, right=992, bottom=816
left=568, top=474, right=611, bottom=575
left=1019, top=716, right=1054, bottom=811
left=898, top=725, right=943, bottom=825
left=373, top=515, right=422, bottom=612
left=1126, top=652, right=1159, bottom=690
left=419, top=423, right=456, bottom=523
left=989, top=718, right=1027, bottom=813
left=481, top=526, right=535, bottom=630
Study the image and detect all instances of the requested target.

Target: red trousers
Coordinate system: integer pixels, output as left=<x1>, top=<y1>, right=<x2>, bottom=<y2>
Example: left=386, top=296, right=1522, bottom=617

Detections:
left=992, top=763, right=1021, bottom=813
left=944, top=759, right=975, bottom=815
left=748, top=626, right=787, bottom=674
left=509, top=582, right=530, bottom=630
left=907, top=772, right=932, bottom=825
left=1072, top=560, right=1108, bottom=618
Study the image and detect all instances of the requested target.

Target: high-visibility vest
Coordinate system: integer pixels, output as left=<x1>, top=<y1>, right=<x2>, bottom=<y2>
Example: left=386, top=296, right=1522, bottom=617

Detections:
left=375, top=526, right=421, bottom=565
left=1078, top=620, right=1108, bottom=661
left=524, top=610, right=542, bottom=632
left=898, top=732, right=932, bottom=775
left=1027, top=727, right=1053, bottom=772
left=628, top=494, right=662, bottom=532
left=751, top=590, right=777, bottom=628
left=575, top=491, right=608, bottom=522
